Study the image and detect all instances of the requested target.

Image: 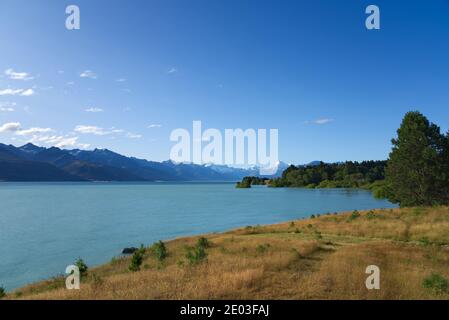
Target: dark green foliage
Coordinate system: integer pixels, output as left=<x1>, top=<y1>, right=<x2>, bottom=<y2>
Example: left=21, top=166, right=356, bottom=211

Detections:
left=366, top=210, right=376, bottom=219
left=75, top=258, right=88, bottom=277
left=385, top=111, right=449, bottom=207
left=268, top=161, right=386, bottom=189
left=0, top=286, right=5, bottom=299
left=186, top=245, right=207, bottom=265
left=423, top=273, right=449, bottom=294
left=348, top=210, right=361, bottom=221
left=197, top=237, right=211, bottom=249
left=129, top=250, right=144, bottom=272
left=236, top=176, right=269, bottom=188
left=151, top=241, right=167, bottom=262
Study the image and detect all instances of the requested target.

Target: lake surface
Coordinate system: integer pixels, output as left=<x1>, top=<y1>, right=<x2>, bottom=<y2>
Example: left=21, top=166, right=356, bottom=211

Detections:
left=0, top=182, right=396, bottom=291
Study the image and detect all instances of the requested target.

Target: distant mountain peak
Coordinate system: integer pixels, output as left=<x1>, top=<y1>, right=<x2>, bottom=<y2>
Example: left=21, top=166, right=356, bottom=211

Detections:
left=19, top=143, right=45, bottom=154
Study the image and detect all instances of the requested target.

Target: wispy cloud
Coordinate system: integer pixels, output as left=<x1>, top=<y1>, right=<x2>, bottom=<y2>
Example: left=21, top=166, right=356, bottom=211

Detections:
left=304, top=118, right=334, bottom=125
left=0, top=122, right=21, bottom=133
left=79, top=70, right=97, bottom=79
left=148, top=124, right=162, bottom=128
left=21, top=89, right=34, bottom=96
left=16, top=127, right=53, bottom=136
left=126, top=132, right=142, bottom=139
left=0, top=102, right=16, bottom=112
left=74, top=125, right=110, bottom=136
left=167, top=67, right=178, bottom=74
left=85, top=107, right=104, bottom=113
left=116, top=78, right=127, bottom=82
left=29, top=135, right=89, bottom=149
left=4, top=68, right=34, bottom=81
left=74, top=125, right=141, bottom=140
left=0, top=88, right=35, bottom=96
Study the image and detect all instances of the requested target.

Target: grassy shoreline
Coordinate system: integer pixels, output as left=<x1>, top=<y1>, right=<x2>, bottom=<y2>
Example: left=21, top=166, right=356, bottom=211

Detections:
left=5, top=206, right=449, bottom=300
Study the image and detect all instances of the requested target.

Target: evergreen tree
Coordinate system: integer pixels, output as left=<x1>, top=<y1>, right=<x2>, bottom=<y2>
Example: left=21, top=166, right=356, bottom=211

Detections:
left=385, top=111, right=448, bottom=206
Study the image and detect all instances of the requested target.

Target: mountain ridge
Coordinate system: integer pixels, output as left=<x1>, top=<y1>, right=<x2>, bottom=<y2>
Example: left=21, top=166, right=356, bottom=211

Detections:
left=0, top=143, right=289, bottom=182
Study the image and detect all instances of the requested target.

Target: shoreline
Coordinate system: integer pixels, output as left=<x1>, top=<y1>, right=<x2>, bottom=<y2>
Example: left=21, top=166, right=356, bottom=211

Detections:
left=7, top=205, right=449, bottom=300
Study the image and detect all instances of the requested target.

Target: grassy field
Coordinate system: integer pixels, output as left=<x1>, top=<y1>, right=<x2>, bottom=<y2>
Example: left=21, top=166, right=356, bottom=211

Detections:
left=6, top=206, right=449, bottom=300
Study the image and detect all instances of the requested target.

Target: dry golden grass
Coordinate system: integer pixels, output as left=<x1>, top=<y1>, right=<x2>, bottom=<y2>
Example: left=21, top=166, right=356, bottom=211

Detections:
left=7, top=206, right=449, bottom=300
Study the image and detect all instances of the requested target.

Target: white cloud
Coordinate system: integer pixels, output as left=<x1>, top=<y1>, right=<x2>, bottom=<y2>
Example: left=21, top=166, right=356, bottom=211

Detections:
left=74, top=125, right=110, bottom=135
left=16, top=127, right=53, bottom=136
left=0, top=102, right=16, bottom=112
left=148, top=124, right=162, bottom=128
left=21, top=89, right=34, bottom=96
left=85, top=107, right=104, bottom=113
left=304, top=118, right=334, bottom=125
left=4, top=68, right=34, bottom=81
left=79, top=70, right=97, bottom=79
left=167, top=67, right=178, bottom=74
left=116, top=78, right=127, bottom=82
left=0, top=122, right=21, bottom=133
left=29, top=135, right=90, bottom=149
left=126, top=132, right=142, bottom=139
left=0, top=88, right=34, bottom=96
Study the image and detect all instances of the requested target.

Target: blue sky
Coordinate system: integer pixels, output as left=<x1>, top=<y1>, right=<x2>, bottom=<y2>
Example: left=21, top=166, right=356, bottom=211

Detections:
left=0, top=0, right=448, bottom=164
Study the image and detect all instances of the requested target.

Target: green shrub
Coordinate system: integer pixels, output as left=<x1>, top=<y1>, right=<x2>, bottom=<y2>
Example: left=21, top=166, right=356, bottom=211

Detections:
left=197, top=237, right=211, bottom=249
left=186, top=244, right=208, bottom=265
left=151, top=241, right=167, bottom=261
left=75, top=258, right=88, bottom=277
left=348, top=210, right=361, bottom=221
left=366, top=210, right=376, bottom=219
left=0, top=286, right=5, bottom=299
left=423, top=273, right=449, bottom=294
left=129, top=250, right=144, bottom=272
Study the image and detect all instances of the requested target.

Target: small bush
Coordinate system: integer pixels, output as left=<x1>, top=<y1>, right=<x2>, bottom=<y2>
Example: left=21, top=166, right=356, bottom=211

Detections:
left=314, top=230, right=323, bottom=240
left=366, top=210, right=376, bottom=219
left=75, top=258, right=88, bottom=277
left=423, top=273, right=449, bottom=294
left=0, top=286, right=5, bottom=299
left=151, top=241, right=167, bottom=261
left=290, top=221, right=295, bottom=228
left=310, top=214, right=316, bottom=219
left=129, top=251, right=144, bottom=272
left=348, top=210, right=361, bottom=221
left=197, top=237, right=211, bottom=249
left=186, top=244, right=207, bottom=265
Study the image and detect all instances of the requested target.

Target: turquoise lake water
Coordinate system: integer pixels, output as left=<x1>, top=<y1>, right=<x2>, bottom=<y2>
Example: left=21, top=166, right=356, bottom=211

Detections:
left=0, top=182, right=396, bottom=291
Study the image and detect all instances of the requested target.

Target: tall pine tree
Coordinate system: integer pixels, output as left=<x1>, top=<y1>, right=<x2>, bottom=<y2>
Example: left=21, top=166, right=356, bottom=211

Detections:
left=385, top=111, right=449, bottom=207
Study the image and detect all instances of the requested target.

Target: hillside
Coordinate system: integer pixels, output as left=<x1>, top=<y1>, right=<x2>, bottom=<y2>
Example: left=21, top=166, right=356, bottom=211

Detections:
left=8, top=206, right=449, bottom=300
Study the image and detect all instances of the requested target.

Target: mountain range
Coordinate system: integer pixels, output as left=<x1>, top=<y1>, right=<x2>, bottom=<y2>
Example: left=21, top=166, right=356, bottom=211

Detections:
left=0, top=143, right=292, bottom=182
